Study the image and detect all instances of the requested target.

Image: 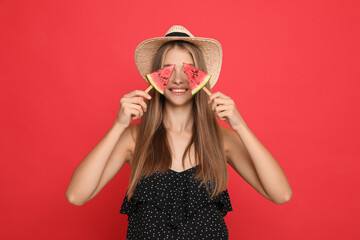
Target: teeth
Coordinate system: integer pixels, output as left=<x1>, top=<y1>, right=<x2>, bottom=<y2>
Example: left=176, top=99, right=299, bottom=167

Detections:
left=172, top=89, right=186, bottom=93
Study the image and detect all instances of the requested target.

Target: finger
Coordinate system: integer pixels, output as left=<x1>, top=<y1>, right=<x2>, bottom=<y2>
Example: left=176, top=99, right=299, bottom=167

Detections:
left=123, top=102, right=144, bottom=117
left=208, top=92, right=220, bottom=102
left=128, top=90, right=152, bottom=100
left=208, top=91, right=231, bottom=102
left=214, top=105, right=232, bottom=115
left=122, top=97, right=148, bottom=112
left=211, top=98, right=233, bottom=111
left=121, top=96, right=143, bottom=103
left=130, top=107, right=143, bottom=120
left=129, top=104, right=144, bottom=117
left=218, top=109, right=231, bottom=119
left=131, top=109, right=140, bottom=120
left=208, top=94, right=231, bottom=105
left=138, top=99, right=147, bottom=112
left=213, top=98, right=232, bottom=105
left=218, top=114, right=226, bottom=121
left=128, top=108, right=140, bottom=120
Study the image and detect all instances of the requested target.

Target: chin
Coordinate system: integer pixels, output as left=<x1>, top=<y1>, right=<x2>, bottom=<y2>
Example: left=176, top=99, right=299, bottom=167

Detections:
left=164, top=95, right=193, bottom=106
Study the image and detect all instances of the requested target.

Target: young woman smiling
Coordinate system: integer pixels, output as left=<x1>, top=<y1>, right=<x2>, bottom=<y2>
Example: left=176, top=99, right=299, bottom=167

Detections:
left=66, top=25, right=292, bottom=239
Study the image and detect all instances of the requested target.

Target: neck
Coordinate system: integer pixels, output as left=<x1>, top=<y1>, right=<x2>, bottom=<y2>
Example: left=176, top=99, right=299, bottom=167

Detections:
left=163, top=101, right=194, bottom=134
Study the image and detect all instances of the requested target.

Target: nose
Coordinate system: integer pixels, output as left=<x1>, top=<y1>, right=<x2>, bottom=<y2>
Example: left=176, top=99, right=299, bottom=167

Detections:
left=171, top=67, right=185, bottom=85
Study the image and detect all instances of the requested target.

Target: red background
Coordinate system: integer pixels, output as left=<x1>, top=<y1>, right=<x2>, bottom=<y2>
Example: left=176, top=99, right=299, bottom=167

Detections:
left=1, top=0, right=359, bottom=239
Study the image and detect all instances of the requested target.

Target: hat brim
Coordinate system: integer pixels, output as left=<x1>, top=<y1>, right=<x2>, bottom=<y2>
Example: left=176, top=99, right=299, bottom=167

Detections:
left=134, top=36, right=222, bottom=89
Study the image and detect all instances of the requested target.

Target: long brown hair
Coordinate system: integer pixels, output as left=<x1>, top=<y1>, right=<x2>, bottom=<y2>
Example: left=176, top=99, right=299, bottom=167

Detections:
left=126, top=40, right=228, bottom=201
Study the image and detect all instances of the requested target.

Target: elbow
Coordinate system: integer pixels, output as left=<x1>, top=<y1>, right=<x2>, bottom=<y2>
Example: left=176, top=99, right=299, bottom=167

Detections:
left=273, top=191, right=292, bottom=205
left=65, top=191, right=86, bottom=206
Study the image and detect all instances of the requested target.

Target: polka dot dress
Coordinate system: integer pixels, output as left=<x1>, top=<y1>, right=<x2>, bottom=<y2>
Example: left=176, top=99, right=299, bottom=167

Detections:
left=120, top=165, right=233, bottom=239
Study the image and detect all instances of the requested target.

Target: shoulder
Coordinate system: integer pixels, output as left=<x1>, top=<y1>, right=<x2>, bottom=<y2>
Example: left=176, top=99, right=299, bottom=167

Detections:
left=219, top=125, right=246, bottom=164
left=129, top=123, right=140, bottom=143
left=121, top=123, right=140, bottom=163
left=219, top=125, right=233, bottom=153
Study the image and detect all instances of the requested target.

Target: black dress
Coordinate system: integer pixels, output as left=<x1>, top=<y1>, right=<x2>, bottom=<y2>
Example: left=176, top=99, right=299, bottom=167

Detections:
left=120, top=165, right=233, bottom=239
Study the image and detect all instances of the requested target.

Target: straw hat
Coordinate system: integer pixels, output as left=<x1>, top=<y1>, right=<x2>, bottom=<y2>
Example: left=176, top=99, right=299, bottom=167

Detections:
left=134, top=25, right=222, bottom=89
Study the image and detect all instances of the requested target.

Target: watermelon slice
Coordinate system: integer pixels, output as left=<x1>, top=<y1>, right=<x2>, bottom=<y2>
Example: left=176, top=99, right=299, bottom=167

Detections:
left=183, top=62, right=212, bottom=95
left=145, top=65, right=175, bottom=95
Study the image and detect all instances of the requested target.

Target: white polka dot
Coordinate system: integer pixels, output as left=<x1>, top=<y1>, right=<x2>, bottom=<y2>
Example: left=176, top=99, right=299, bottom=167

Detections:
left=120, top=166, right=233, bottom=239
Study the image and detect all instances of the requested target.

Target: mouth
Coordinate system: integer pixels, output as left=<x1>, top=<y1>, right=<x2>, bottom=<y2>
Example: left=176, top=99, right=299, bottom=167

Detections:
left=169, top=88, right=188, bottom=95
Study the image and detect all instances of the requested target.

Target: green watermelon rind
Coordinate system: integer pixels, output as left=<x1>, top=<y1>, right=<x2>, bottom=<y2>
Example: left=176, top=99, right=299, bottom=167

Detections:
left=146, top=74, right=164, bottom=95
left=191, top=74, right=212, bottom=95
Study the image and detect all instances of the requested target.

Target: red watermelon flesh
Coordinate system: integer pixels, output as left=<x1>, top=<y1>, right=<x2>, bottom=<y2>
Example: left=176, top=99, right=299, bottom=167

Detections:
left=146, top=64, right=175, bottom=95
left=183, top=62, right=212, bottom=95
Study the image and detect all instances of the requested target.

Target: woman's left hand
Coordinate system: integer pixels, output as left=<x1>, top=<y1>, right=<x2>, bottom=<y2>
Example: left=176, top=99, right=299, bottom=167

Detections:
left=208, top=91, right=245, bottom=130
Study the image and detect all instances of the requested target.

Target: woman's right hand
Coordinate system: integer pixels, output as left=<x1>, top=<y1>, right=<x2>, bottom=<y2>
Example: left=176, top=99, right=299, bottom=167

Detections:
left=115, top=90, right=152, bottom=127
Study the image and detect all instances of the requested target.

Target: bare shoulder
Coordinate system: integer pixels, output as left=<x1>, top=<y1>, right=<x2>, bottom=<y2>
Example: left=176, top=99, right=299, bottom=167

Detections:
left=219, top=125, right=234, bottom=153
left=219, top=125, right=247, bottom=164
left=129, top=123, right=140, bottom=145
left=120, top=123, right=139, bottom=163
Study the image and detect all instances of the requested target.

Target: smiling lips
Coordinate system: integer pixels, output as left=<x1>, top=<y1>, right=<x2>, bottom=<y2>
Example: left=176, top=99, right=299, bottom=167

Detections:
left=170, top=88, right=188, bottom=95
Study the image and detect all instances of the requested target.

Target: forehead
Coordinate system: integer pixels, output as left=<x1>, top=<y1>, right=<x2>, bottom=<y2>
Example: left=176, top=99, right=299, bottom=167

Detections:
left=163, top=46, right=194, bottom=64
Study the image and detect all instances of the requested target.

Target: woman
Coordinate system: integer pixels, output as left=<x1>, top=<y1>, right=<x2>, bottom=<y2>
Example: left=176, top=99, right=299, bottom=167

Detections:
left=66, top=25, right=292, bottom=239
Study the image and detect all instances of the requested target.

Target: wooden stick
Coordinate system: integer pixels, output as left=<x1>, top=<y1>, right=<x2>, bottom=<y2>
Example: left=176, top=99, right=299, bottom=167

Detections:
left=202, top=86, right=211, bottom=96
left=145, top=85, right=153, bottom=93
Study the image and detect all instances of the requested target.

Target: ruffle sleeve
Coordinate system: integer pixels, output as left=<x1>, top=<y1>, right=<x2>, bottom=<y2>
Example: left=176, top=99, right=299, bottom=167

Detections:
left=119, top=168, right=233, bottom=227
left=119, top=174, right=156, bottom=219
left=186, top=174, right=233, bottom=218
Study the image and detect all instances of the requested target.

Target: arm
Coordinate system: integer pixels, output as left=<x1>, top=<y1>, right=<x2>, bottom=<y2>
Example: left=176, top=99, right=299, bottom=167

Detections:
left=209, top=91, right=292, bottom=205
left=65, top=89, right=150, bottom=206
left=65, top=121, right=134, bottom=206
left=222, top=123, right=292, bottom=205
